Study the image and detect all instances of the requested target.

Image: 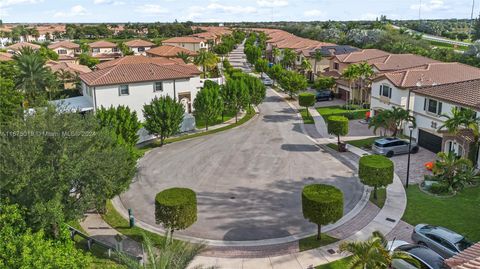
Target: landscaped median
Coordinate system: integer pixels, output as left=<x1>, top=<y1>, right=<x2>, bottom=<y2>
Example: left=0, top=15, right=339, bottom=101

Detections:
left=317, top=105, right=369, bottom=120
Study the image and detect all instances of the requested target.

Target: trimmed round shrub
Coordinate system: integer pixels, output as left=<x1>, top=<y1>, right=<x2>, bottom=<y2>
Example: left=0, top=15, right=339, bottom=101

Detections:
left=359, top=155, right=394, bottom=200
left=327, top=116, right=349, bottom=144
left=298, top=93, right=316, bottom=109
left=302, top=184, right=343, bottom=240
left=155, top=188, right=197, bottom=233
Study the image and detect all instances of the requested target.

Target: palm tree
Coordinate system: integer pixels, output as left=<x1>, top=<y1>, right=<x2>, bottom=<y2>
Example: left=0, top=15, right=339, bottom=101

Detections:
left=313, top=50, right=323, bottom=78
left=13, top=47, right=51, bottom=107
left=194, top=50, right=218, bottom=78
left=300, top=58, right=312, bottom=80
left=433, top=151, right=473, bottom=192
left=357, top=62, right=374, bottom=103
left=118, top=232, right=208, bottom=269
left=176, top=51, right=191, bottom=64
left=341, top=64, right=360, bottom=105
left=281, top=48, right=297, bottom=70
left=368, top=107, right=416, bottom=137
left=340, top=231, right=420, bottom=269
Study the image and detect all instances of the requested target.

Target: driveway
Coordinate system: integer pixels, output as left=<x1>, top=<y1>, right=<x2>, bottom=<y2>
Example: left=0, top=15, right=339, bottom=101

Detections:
left=120, top=89, right=365, bottom=242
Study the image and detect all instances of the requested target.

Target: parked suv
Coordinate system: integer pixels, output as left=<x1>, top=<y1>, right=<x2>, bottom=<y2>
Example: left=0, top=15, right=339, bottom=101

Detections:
left=412, top=224, right=473, bottom=258
left=315, top=90, right=334, bottom=101
left=372, top=137, right=419, bottom=157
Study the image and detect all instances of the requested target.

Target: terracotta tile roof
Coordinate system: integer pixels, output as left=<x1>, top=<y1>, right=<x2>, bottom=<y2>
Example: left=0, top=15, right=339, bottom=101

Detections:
left=446, top=243, right=480, bottom=268
left=35, top=25, right=66, bottom=35
left=57, top=55, right=77, bottom=61
left=89, top=40, right=117, bottom=48
left=48, top=40, right=80, bottom=49
left=47, top=61, right=92, bottom=74
left=80, top=55, right=200, bottom=86
left=376, top=62, right=480, bottom=88
left=0, top=52, right=13, bottom=61
left=321, top=69, right=342, bottom=79
left=145, top=45, right=197, bottom=57
left=92, top=52, right=122, bottom=59
left=335, top=49, right=390, bottom=63
left=7, top=42, right=41, bottom=51
left=413, top=79, right=480, bottom=110
left=371, top=54, right=440, bottom=72
left=124, top=39, right=155, bottom=47
left=162, top=36, right=206, bottom=44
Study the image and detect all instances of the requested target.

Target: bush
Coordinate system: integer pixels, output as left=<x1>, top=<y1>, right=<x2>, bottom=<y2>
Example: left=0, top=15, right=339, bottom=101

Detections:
left=359, top=155, right=394, bottom=200
left=302, top=184, right=343, bottom=240
left=428, top=183, right=450, bottom=194
left=327, top=116, right=349, bottom=145
left=298, top=93, right=315, bottom=113
left=155, top=188, right=197, bottom=233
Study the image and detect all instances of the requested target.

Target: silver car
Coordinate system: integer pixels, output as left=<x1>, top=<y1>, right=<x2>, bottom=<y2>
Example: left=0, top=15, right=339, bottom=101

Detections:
left=412, top=224, right=473, bottom=258
left=261, top=76, right=273, bottom=86
left=372, top=137, right=419, bottom=158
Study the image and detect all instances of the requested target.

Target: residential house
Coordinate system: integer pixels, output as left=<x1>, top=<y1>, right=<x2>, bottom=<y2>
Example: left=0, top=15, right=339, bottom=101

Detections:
left=78, top=55, right=202, bottom=121
left=411, top=79, right=480, bottom=165
left=370, top=63, right=480, bottom=154
left=191, top=26, right=232, bottom=46
left=6, top=42, right=41, bottom=53
left=89, top=40, right=122, bottom=61
left=310, top=45, right=359, bottom=77
left=445, top=242, right=480, bottom=269
left=124, top=39, right=155, bottom=56
left=162, top=36, right=208, bottom=52
left=146, top=45, right=197, bottom=60
left=47, top=61, right=91, bottom=89
left=48, top=41, right=81, bottom=63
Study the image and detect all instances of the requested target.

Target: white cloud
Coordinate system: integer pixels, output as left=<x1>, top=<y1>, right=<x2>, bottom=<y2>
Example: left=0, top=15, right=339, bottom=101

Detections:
left=257, top=0, right=288, bottom=7
left=0, top=0, right=42, bottom=8
left=135, top=4, right=168, bottom=14
left=361, top=12, right=379, bottom=20
left=303, top=9, right=325, bottom=17
left=410, top=0, right=447, bottom=12
left=93, top=0, right=125, bottom=5
left=206, top=3, right=256, bottom=14
left=54, top=5, right=88, bottom=18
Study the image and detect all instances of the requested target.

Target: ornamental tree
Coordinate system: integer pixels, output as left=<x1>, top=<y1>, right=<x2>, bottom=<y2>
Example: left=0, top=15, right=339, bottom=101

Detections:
left=96, top=105, right=141, bottom=146
left=302, top=184, right=343, bottom=240
left=327, top=116, right=349, bottom=145
left=359, top=155, right=394, bottom=200
left=280, top=71, right=308, bottom=98
left=155, top=188, right=197, bottom=235
left=298, top=93, right=315, bottom=116
left=143, top=96, right=185, bottom=146
left=255, top=58, right=269, bottom=78
left=221, top=78, right=250, bottom=123
left=241, top=74, right=266, bottom=106
left=193, top=82, right=223, bottom=130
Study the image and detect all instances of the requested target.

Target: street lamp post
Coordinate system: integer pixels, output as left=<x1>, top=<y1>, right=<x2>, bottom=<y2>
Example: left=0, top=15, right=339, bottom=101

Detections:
left=406, top=124, right=414, bottom=189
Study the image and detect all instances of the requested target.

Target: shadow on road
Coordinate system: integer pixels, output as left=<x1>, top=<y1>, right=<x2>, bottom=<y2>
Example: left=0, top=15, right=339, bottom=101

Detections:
left=281, top=144, right=320, bottom=152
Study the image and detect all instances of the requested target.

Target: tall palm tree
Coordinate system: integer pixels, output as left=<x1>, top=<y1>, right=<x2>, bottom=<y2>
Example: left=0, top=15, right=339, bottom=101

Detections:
left=194, top=50, right=218, bottom=78
left=341, top=64, right=360, bottom=104
left=281, top=48, right=297, bottom=70
left=340, top=231, right=420, bottom=269
left=357, top=62, right=374, bottom=103
left=13, top=47, right=51, bottom=107
left=176, top=51, right=191, bottom=64
left=300, top=58, right=312, bottom=81
left=118, top=233, right=208, bottom=269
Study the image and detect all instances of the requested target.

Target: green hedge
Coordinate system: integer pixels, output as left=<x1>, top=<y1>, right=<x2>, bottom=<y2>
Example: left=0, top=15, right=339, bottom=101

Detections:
left=359, top=155, right=394, bottom=200
left=155, top=188, right=197, bottom=232
left=327, top=116, right=349, bottom=141
left=298, top=93, right=315, bottom=108
left=302, top=184, right=343, bottom=239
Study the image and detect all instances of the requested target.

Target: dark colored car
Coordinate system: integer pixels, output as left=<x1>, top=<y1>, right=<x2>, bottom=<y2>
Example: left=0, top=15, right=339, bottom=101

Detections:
left=412, top=224, right=473, bottom=258
left=393, top=243, right=449, bottom=269
left=315, top=90, right=334, bottom=101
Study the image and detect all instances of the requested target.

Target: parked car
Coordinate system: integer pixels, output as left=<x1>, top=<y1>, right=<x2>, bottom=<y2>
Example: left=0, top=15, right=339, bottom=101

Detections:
left=261, top=76, right=273, bottom=86
left=315, top=90, right=334, bottom=101
left=412, top=224, right=473, bottom=258
left=372, top=137, right=419, bottom=157
left=392, top=243, right=448, bottom=269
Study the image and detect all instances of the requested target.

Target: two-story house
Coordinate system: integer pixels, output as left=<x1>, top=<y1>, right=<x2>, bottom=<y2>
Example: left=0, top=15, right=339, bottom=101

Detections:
left=124, top=39, right=155, bottom=56
left=162, top=37, right=208, bottom=53
left=48, top=41, right=81, bottom=63
left=6, top=42, right=41, bottom=54
left=78, top=55, right=202, bottom=121
left=89, top=40, right=122, bottom=62
left=411, top=79, right=480, bottom=166
left=370, top=62, right=480, bottom=148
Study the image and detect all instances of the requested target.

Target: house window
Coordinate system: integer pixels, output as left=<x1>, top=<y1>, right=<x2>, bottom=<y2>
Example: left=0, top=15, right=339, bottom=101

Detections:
left=333, top=62, right=339, bottom=70
left=138, top=47, right=145, bottom=52
left=379, top=85, right=392, bottom=98
left=112, top=47, right=119, bottom=52
left=92, top=48, right=100, bottom=53
left=154, top=82, right=163, bottom=92
left=119, top=85, right=129, bottom=96
left=424, top=98, right=442, bottom=115
left=58, top=49, right=67, bottom=54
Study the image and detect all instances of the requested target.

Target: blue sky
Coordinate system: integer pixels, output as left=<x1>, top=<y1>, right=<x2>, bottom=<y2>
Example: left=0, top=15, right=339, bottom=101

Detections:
left=0, top=0, right=478, bottom=23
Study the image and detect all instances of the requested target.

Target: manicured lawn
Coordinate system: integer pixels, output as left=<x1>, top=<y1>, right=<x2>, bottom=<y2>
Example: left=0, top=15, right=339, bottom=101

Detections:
left=346, top=137, right=379, bottom=150
left=102, top=200, right=167, bottom=246
left=298, top=234, right=339, bottom=252
left=195, top=110, right=236, bottom=129
left=403, top=186, right=480, bottom=242
left=316, top=257, right=352, bottom=269
left=300, top=108, right=314, bottom=124
left=317, top=106, right=369, bottom=120
left=326, top=143, right=339, bottom=151
left=369, top=187, right=386, bottom=208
